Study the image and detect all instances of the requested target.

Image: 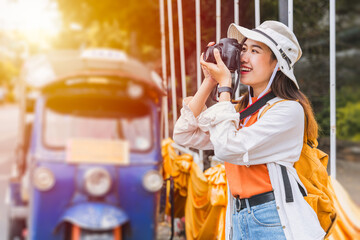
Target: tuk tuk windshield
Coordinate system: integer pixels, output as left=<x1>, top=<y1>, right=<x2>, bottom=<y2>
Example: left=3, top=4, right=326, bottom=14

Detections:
left=44, top=96, right=152, bottom=152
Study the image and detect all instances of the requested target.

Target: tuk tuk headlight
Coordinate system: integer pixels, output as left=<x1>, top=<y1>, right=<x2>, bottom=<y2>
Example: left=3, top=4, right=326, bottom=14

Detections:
left=84, top=168, right=112, bottom=197
left=127, top=83, right=143, bottom=99
left=142, top=170, right=163, bottom=192
left=33, top=167, right=55, bottom=191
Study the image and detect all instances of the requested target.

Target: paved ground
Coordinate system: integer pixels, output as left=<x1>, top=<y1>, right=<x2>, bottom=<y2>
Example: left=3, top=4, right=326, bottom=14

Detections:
left=157, top=221, right=182, bottom=240
left=336, top=159, right=360, bottom=205
left=0, top=104, right=359, bottom=240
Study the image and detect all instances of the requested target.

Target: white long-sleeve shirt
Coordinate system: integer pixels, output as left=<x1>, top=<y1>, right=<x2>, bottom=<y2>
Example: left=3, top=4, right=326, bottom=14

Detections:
left=173, top=97, right=325, bottom=240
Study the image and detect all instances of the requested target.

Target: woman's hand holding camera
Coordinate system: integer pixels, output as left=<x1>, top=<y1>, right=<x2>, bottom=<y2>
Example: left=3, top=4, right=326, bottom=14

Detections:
left=200, top=43, right=232, bottom=102
left=187, top=42, right=234, bottom=117
left=200, top=47, right=232, bottom=88
left=201, top=63, right=217, bottom=87
left=200, top=42, right=218, bottom=88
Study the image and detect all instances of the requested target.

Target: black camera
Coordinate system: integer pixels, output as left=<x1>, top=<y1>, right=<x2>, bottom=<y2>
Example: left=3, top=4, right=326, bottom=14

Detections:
left=203, top=38, right=242, bottom=72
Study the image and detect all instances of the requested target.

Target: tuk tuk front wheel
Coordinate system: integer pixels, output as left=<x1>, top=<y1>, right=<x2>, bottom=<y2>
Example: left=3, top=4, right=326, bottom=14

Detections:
left=71, top=225, right=122, bottom=240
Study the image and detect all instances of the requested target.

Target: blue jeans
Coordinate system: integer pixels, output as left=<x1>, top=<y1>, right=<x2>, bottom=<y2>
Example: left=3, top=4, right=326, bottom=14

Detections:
left=232, top=199, right=286, bottom=240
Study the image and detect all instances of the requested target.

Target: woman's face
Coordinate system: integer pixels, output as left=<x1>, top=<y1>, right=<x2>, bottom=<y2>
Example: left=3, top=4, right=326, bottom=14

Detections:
left=240, top=39, right=278, bottom=97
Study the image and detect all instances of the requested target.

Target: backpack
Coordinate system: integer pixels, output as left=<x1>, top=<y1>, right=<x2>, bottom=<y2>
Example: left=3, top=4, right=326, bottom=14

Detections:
left=260, top=100, right=337, bottom=237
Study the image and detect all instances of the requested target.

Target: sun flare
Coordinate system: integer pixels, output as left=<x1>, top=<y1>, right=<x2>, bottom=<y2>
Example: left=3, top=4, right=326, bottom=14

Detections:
left=0, top=0, right=61, bottom=43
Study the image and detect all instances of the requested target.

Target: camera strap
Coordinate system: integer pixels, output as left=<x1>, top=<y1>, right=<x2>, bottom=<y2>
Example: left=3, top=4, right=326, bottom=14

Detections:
left=239, top=91, right=276, bottom=121
left=232, top=56, right=241, bottom=98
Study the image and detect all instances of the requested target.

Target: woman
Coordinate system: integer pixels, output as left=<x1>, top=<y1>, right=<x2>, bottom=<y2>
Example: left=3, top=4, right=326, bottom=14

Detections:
left=173, top=21, right=325, bottom=240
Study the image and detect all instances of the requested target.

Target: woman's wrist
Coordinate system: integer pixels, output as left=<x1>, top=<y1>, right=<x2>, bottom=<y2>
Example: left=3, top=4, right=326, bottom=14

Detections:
left=218, top=91, right=231, bottom=102
left=203, top=77, right=218, bottom=88
left=188, top=78, right=217, bottom=117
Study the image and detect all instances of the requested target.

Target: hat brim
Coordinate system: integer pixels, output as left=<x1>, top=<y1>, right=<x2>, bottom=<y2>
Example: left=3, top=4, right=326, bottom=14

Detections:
left=227, top=23, right=299, bottom=89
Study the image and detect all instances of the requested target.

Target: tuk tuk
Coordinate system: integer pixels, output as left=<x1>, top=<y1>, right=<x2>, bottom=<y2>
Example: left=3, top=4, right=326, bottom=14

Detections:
left=7, top=49, right=166, bottom=239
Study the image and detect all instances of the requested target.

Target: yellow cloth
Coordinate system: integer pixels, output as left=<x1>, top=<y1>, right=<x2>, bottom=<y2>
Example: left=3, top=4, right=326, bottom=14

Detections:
left=185, top=163, right=226, bottom=240
left=162, top=138, right=189, bottom=217
left=161, top=138, right=226, bottom=239
left=328, top=177, right=360, bottom=240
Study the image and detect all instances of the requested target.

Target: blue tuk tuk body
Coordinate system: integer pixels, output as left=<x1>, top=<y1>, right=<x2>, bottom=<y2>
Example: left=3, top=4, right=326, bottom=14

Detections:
left=8, top=49, right=166, bottom=240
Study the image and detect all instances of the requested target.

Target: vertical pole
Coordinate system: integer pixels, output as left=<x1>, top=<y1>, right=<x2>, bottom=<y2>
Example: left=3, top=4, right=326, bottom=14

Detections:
left=195, top=0, right=201, bottom=90
left=159, top=0, right=169, bottom=139
left=216, top=0, right=221, bottom=43
left=195, top=0, right=204, bottom=163
left=234, top=0, right=239, bottom=25
left=288, top=0, right=293, bottom=31
left=177, top=0, right=187, bottom=98
left=14, top=42, right=29, bottom=178
left=234, top=0, right=240, bottom=99
left=278, top=0, right=288, bottom=25
left=254, top=0, right=260, bottom=27
left=330, top=0, right=336, bottom=178
left=18, top=63, right=26, bottom=161
left=167, top=0, right=177, bottom=128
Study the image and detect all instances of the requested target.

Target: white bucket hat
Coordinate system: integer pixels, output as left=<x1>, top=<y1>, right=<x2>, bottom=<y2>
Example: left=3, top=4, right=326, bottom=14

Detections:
left=227, top=20, right=302, bottom=89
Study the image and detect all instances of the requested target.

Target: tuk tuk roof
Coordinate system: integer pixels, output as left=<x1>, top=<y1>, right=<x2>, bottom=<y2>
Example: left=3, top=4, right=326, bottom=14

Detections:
left=41, top=69, right=166, bottom=96
left=22, top=49, right=166, bottom=96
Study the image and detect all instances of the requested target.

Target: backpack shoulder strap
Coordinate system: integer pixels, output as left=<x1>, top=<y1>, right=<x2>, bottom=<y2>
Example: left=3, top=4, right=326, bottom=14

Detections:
left=239, top=92, right=276, bottom=121
left=259, top=99, right=288, bottom=119
left=280, top=165, right=307, bottom=203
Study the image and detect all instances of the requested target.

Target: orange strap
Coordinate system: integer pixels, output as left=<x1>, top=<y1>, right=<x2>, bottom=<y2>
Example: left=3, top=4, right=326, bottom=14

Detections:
left=259, top=99, right=288, bottom=119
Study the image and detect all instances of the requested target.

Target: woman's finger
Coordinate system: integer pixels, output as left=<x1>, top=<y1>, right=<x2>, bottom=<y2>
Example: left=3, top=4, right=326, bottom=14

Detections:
left=200, top=53, right=210, bottom=67
left=200, top=58, right=215, bottom=70
left=207, top=41, right=215, bottom=46
left=213, top=48, right=226, bottom=68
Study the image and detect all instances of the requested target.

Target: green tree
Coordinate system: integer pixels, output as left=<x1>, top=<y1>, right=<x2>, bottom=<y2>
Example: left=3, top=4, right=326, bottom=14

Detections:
left=337, top=102, right=360, bottom=141
left=55, top=0, right=160, bottom=61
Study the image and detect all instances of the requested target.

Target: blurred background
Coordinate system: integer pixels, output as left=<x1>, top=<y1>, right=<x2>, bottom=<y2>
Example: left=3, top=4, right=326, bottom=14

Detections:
left=0, top=0, right=359, bottom=239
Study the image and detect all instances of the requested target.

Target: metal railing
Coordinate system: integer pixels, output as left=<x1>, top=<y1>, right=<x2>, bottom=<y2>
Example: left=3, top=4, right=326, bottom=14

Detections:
left=159, top=0, right=337, bottom=177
